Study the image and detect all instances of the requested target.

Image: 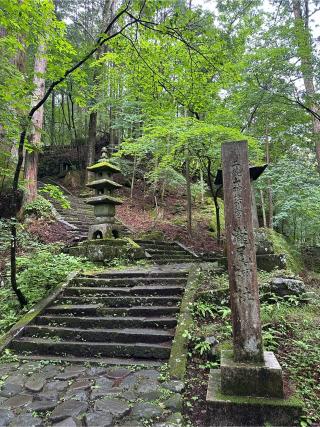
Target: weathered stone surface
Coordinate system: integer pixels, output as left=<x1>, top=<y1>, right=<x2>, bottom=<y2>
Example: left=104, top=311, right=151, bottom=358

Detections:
left=221, top=140, right=263, bottom=363
left=64, top=390, right=88, bottom=401
left=85, top=412, right=113, bottom=427
left=4, top=374, right=25, bottom=387
left=164, top=394, right=182, bottom=411
left=91, top=387, right=116, bottom=399
left=44, top=380, right=69, bottom=392
left=95, top=377, right=113, bottom=389
left=206, top=370, right=302, bottom=426
left=106, top=367, right=132, bottom=379
left=50, top=400, right=88, bottom=422
left=2, top=394, right=33, bottom=409
left=9, top=413, right=42, bottom=427
left=94, top=398, right=130, bottom=418
left=133, top=369, right=160, bottom=380
left=37, top=390, right=59, bottom=401
left=121, top=390, right=138, bottom=401
left=118, top=375, right=137, bottom=390
left=41, top=365, right=61, bottom=379
left=254, top=230, right=274, bottom=255
left=131, top=402, right=163, bottom=419
left=220, top=350, right=284, bottom=398
left=53, top=417, right=80, bottom=427
left=55, top=367, right=85, bottom=380
left=0, top=409, right=14, bottom=427
left=86, top=367, right=107, bottom=376
left=136, top=379, right=160, bottom=399
left=0, top=383, right=23, bottom=398
left=68, top=379, right=92, bottom=391
left=163, top=380, right=184, bottom=393
left=25, top=375, right=45, bottom=392
left=28, top=400, right=57, bottom=412
left=269, top=277, right=305, bottom=297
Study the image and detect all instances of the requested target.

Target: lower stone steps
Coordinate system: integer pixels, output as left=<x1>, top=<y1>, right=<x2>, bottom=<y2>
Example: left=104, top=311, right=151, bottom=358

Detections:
left=10, top=337, right=171, bottom=359
left=23, top=325, right=174, bottom=344
left=9, top=266, right=188, bottom=364
left=35, top=315, right=178, bottom=329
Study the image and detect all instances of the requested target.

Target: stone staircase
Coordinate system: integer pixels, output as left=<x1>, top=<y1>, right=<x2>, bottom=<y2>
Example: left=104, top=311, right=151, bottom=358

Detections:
left=136, top=240, right=199, bottom=264
left=9, top=267, right=189, bottom=366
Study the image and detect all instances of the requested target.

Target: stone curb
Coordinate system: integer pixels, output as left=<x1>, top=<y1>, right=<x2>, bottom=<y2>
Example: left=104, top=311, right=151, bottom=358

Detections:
left=174, top=241, right=199, bottom=258
left=0, top=270, right=79, bottom=354
left=168, top=264, right=201, bottom=380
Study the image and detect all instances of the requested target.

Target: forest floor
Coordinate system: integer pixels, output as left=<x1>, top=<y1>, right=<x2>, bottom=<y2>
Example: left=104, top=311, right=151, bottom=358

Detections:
left=117, top=180, right=221, bottom=254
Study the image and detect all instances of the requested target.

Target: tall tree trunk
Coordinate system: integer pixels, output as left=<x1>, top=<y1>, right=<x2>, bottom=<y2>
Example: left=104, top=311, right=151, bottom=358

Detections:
left=23, top=43, right=47, bottom=205
left=265, top=129, right=273, bottom=229
left=292, top=0, right=320, bottom=171
left=185, top=153, right=192, bottom=235
left=260, top=189, right=267, bottom=228
left=86, top=0, right=116, bottom=177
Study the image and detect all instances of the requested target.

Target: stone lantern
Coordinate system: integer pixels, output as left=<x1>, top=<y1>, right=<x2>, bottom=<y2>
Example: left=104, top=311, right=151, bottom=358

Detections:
left=86, top=147, right=123, bottom=239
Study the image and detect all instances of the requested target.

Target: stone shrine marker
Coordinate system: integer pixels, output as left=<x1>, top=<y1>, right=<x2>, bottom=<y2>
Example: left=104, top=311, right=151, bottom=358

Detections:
left=222, top=140, right=263, bottom=363
left=206, top=141, right=301, bottom=426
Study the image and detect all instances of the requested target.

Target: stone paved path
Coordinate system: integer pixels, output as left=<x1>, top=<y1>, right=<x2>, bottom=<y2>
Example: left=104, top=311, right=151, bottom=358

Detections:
left=0, top=360, right=184, bottom=426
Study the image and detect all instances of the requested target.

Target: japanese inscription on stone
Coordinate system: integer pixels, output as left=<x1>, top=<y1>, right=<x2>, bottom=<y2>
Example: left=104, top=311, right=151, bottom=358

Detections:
left=222, top=140, right=263, bottom=363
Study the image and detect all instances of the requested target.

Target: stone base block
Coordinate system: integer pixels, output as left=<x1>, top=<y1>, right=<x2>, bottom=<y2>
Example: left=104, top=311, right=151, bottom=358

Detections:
left=67, top=238, right=145, bottom=263
left=88, top=223, right=123, bottom=240
left=221, top=350, right=284, bottom=398
left=206, top=370, right=302, bottom=426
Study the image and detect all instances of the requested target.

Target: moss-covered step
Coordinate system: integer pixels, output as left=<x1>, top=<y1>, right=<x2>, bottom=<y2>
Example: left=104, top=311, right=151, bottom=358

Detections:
left=35, top=315, right=178, bottom=329
left=22, top=325, right=175, bottom=344
left=71, top=276, right=188, bottom=287
left=56, top=295, right=181, bottom=307
left=10, top=337, right=172, bottom=359
left=82, top=269, right=189, bottom=279
left=64, top=284, right=184, bottom=297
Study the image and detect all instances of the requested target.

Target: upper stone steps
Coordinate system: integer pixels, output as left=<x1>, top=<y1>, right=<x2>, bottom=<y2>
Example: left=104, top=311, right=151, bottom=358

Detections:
left=71, top=277, right=188, bottom=287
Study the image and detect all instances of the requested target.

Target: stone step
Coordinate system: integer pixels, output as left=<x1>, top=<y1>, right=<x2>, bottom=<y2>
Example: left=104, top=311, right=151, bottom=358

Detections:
left=135, top=240, right=177, bottom=246
left=10, top=337, right=171, bottom=359
left=23, top=325, right=174, bottom=344
left=45, top=304, right=100, bottom=315
left=45, top=304, right=179, bottom=316
left=35, top=315, right=178, bottom=329
left=80, top=270, right=188, bottom=279
left=56, top=295, right=181, bottom=307
left=64, top=285, right=184, bottom=297
left=151, top=258, right=198, bottom=264
left=146, top=248, right=189, bottom=254
left=72, top=278, right=187, bottom=288
left=16, top=354, right=162, bottom=367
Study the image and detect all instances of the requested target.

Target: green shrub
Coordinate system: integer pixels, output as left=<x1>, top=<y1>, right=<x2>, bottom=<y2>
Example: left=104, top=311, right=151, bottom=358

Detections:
left=24, top=196, right=53, bottom=218
left=39, top=184, right=70, bottom=209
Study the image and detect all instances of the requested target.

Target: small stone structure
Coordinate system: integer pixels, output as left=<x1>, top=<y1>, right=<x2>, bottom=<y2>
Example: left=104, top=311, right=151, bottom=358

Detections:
left=86, top=147, right=123, bottom=240
left=206, top=141, right=301, bottom=426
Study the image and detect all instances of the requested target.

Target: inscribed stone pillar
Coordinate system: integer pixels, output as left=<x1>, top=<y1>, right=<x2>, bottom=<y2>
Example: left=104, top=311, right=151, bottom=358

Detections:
left=222, top=140, right=263, bottom=363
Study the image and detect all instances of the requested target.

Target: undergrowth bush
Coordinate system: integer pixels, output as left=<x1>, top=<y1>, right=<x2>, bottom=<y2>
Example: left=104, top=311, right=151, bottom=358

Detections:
left=0, top=246, right=94, bottom=335
left=24, top=196, right=53, bottom=219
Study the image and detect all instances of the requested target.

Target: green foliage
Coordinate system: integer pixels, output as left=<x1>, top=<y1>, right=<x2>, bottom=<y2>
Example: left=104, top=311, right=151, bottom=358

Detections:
left=24, top=196, right=53, bottom=219
left=0, top=246, right=94, bottom=335
left=39, top=184, right=71, bottom=209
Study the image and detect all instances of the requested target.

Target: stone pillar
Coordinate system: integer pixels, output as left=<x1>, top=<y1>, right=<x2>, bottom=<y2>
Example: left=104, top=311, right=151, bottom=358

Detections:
left=222, top=140, right=263, bottom=362
left=206, top=141, right=301, bottom=426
